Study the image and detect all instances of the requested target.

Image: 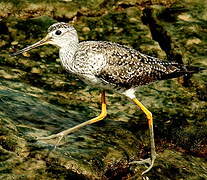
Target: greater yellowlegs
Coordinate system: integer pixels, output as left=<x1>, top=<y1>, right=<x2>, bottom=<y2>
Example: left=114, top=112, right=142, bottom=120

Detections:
left=12, top=22, right=200, bottom=175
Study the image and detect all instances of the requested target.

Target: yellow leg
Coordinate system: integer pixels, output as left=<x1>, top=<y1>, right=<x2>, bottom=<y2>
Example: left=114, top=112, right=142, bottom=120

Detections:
left=130, top=98, right=157, bottom=175
left=37, top=91, right=107, bottom=141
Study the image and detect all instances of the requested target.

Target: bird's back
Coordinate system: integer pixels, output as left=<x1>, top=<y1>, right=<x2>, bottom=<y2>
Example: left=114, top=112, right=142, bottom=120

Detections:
left=72, top=41, right=195, bottom=90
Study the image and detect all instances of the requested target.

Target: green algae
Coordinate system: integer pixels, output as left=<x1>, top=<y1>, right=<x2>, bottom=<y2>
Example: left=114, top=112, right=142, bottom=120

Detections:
left=0, top=0, right=206, bottom=179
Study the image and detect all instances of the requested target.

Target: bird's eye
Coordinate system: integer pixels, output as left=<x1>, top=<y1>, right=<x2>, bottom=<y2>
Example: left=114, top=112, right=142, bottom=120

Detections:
left=55, top=30, right=62, bottom=35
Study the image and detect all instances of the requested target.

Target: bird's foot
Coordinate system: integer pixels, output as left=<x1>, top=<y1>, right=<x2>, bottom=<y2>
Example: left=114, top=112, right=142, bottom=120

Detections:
left=130, top=154, right=156, bottom=175
left=37, top=131, right=67, bottom=149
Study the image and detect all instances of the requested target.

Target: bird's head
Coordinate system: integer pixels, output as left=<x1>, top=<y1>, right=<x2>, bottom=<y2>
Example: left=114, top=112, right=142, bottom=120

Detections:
left=12, top=22, right=78, bottom=56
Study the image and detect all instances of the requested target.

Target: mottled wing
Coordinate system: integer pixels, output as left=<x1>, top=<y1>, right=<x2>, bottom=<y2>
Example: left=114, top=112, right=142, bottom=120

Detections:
left=94, top=42, right=186, bottom=89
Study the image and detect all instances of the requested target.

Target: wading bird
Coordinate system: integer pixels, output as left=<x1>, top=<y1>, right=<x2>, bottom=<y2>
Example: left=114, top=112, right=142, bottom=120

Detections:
left=12, top=22, right=201, bottom=175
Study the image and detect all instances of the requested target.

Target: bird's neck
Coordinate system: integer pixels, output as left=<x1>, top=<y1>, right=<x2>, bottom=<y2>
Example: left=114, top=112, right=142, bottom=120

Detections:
left=59, top=41, right=78, bottom=73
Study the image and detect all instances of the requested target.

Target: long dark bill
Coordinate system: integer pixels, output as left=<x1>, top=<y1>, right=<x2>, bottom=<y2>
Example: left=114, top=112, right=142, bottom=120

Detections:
left=11, top=36, right=50, bottom=56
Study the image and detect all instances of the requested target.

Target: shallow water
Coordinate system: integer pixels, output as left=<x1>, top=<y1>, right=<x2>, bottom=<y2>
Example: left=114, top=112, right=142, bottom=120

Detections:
left=0, top=0, right=206, bottom=179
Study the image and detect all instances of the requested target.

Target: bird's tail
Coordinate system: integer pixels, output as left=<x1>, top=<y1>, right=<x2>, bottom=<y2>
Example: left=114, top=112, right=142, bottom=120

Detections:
left=184, top=65, right=205, bottom=74
left=161, top=63, right=205, bottom=80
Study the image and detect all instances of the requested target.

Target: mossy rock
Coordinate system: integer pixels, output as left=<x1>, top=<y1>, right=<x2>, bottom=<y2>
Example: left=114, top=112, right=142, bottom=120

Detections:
left=0, top=0, right=206, bottom=179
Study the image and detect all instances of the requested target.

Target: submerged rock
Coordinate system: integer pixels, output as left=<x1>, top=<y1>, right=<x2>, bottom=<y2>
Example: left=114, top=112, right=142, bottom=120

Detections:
left=0, top=0, right=206, bottom=179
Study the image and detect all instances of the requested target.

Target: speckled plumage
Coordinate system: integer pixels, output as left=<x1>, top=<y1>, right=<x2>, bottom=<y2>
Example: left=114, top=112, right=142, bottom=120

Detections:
left=72, top=41, right=187, bottom=91
left=13, top=22, right=191, bottom=92
left=12, top=22, right=201, bottom=176
left=57, top=28, right=189, bottom=93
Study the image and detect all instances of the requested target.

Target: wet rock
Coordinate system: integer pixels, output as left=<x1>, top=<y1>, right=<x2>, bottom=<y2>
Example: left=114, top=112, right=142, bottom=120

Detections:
left=0, top=0, right=206, bottom=179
